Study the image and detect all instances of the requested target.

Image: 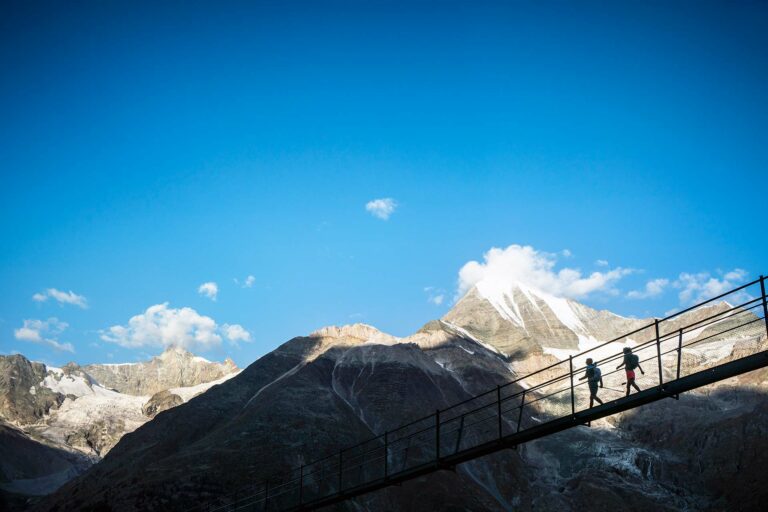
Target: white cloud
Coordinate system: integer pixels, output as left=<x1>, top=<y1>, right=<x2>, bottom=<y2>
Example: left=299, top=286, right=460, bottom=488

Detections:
left=429, top=294, right=445, bottom=305
left=595, top=259, right=609, bottom=267
left=198, top=282, right=218, bottom=301
left=234, top=275, right=256, bottom=288
left=100, top=303, right=223, bottom=351
left=627, top=278, right=670, bottom=299
left=365, top=198, right=397, bottom=220
left=223, top=324, right=252, bottom=343
left=457, top=244, right=633, bottom=300
left=674, top=268, right=749, bottom=306
left=14, top=318, right=74, bottom=352
left=424, top=286, right=446, bottom=306
left=32, top=288, right=88, bottom=308
left=561, top=249, right=573, bottom=258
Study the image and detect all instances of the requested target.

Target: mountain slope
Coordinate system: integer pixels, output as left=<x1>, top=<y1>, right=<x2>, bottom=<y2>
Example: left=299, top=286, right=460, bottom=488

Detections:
left=31, top=288, right=768, bottom=512
left=0, top=349, right=240, bottom=506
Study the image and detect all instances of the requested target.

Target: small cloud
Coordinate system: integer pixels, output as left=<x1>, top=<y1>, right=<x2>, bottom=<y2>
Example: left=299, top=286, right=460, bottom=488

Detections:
left=14, top=318, right=74, bottom=352
left=32, top=288, right=88, bottom=308
left=429, top=294, right=445, bottom=305
left=674, top=268, right=749, bottom=306
left=561, top=249, right=573, bottom=258
left=424, top=286, right=446, bottom=306
left=365, top=198, right=397, bottom=220
left=234, top=275, right=256, bottom=288
left=627, top=278, right=670, bottom=299
left=595, top=259, right=609, bottom=267
left=222, top=323, right=252, bottom=344
left=198, top=282, right=218, bottom=301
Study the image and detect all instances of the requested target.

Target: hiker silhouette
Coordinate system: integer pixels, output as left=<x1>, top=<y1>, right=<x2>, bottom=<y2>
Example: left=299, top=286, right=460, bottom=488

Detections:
left=616, top=347, right=645, bottom=396
left=578, top=357, right=603, bottom=408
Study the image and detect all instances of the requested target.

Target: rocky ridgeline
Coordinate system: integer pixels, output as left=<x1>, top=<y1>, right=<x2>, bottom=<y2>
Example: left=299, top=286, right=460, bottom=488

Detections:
left=83, top=346, right=237, bottom=396
left=29, top=283, right=768, bottom=512
left=0, top=348, right=240, bottom=504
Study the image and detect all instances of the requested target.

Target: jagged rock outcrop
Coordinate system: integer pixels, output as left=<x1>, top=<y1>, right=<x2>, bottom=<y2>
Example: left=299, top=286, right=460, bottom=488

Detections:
left=0, top=355, right=65, bottom=425
left=83, top=346, right=238, bottom=396
left=142, top=390, right=184, bottom=418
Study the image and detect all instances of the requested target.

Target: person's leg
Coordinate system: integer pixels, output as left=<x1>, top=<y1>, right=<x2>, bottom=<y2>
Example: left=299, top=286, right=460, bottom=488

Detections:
left=625, top=380, right=631, bottom=396
left=594, top=393, right=603, bottom=405
left=632, top=380, right=641, bottom=392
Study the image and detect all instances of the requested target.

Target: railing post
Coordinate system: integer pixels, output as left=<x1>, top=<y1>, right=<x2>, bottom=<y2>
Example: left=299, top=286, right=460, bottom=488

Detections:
left=497, top=385, right=503, bottom=440
left=298, top=465, right=303, bottom=506
left=655, top=319, right=663, bottom=387
left=435, top=409, right=441, bottom=463
left=761, top=276, right=768, bottom=338
left=454, top=415, right=465, bottom=453
left=517, top=390, right=526, bottom=433
left=676, top=328, right=683, bottom=381
left=383, top=431, right=388, bottom=479
left=338, top=449, right=343, bottom=494
left=568, top=356, right=575, bottom=416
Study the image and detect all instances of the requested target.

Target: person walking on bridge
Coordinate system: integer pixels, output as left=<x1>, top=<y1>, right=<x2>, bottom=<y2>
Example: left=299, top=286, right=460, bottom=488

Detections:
left=579, top=358, right=603, bottom=408
left=617, top=347, right=644, bottom=396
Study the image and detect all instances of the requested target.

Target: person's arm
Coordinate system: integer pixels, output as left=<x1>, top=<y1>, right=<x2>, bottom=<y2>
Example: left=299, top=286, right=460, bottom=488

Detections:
left=638, top=363, right=645, bottom=374
left=600, top=376, right=604, bottom=388
left=578, top=373, right=587, bottom=381
left=617, top=362, right=625, bottom=370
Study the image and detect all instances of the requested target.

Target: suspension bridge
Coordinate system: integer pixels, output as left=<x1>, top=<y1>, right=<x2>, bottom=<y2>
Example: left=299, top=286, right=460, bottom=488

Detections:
left=204, top=276, right=768, bottom=511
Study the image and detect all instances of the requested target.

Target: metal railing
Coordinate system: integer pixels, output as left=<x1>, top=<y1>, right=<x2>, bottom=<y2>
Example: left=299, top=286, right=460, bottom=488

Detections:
left=202, top=275, right=768, bottom=512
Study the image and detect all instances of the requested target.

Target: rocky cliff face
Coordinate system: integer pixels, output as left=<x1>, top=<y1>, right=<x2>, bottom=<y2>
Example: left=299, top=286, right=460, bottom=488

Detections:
left=31, top=290, right=768, bottom=512
left=0, top=355, right=65, bottom=425
left=83, top=347, right=238, bottom=396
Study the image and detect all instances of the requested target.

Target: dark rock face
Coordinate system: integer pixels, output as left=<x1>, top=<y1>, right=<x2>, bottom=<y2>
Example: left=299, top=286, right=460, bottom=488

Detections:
left=141, top=391, right=184, bottom=418
left=0, top=355, right=64, bottom=425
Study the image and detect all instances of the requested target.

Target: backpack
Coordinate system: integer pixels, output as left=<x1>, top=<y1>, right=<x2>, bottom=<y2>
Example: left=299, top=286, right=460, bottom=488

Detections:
left=590, top=366, right=602, bottom=382
left=626, top=353, right=639, bottom=370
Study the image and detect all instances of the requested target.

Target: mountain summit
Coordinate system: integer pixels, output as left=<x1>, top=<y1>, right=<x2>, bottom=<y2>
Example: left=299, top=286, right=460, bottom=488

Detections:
left=443, top=281, right=647, bottom=357
left=83, top=346, right=237, bottom=396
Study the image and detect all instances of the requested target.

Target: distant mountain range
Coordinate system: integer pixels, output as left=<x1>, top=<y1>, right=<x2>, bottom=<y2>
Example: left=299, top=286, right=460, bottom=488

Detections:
left=0, top=347, right=239, bottom=507
left=5, top=278, right=767, bottom=511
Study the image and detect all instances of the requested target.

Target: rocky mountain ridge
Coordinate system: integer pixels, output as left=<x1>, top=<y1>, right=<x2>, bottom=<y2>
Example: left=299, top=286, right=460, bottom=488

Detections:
left=29, top=282, right=768, bottom=511
left=0, top=348, right=240, bottom=505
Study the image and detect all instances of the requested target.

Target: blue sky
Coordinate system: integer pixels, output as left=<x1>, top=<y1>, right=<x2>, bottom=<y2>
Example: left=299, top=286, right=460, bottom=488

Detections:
left=1, top=1, right=766, bottom=368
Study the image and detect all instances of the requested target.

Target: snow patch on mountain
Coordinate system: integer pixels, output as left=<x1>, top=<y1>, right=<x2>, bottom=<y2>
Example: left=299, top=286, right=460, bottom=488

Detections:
left=41, top=369, right=94, bottom=397
left=170, top=370, right=241, bottom=402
